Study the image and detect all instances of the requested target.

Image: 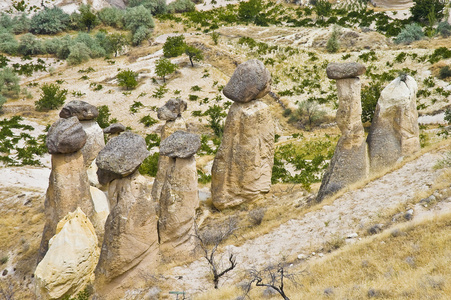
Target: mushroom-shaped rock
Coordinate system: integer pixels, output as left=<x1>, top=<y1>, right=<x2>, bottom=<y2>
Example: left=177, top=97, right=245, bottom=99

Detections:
left=59, top=100, right=99, bottom=120
left=223, top=59, right=271, bottom=103
left=96, top=132, right=149, bottom=185
left=46, top=117, right=87, bottom=154
left=160, top=131, right=201, bottom=158
left=103, top=123, right=126, bottom=134
left=157, top=98, right=187, bottom=121
left=326, top=62, right=366, bottom=79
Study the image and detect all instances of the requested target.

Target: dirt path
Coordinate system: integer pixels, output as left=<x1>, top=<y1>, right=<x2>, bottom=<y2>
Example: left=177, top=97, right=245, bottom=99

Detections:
left=169, top=150, right=447, bottom=294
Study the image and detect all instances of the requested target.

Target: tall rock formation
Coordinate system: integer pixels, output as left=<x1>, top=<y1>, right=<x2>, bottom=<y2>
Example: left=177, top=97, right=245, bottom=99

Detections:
left=35, top=208, right=100, bottom=300
left=317, top=63, right=369, bottom=202
left=94, top=133, right=158, bottom=300
left=38, top=117, right=95, bottom=262
left=157, top=131, right=201, bottom=261
left=211, top=59, right=274, bottom=210
left=367, top=75, right=420, bottom=172
left=151, top=98, right=188, bottom=203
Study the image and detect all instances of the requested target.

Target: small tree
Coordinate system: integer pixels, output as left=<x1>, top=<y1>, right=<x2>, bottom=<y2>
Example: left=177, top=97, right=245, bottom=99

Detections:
left=18, top=33, right=43, bottom=56
left=314, top=0, right=332, bottom=20
left=35, top=83, right=67, bottom=111
left=326, top=26, right=340, bottom=53
left=67, top=42, right=91, bottom=65
left=117, top=69, right=138, bottom=90
left=108, top=33, right=128, bottom=57
left=78, top=4, right=98, bottom=32
left=155, top=57, right=177, bottom=82
left=410, top=0, right=445, bottom=25
left=238, top=0, right=262, bottom=23
left=124, top=5, right=155, bottom=34
left=30, top=7, right=70, bottom=35
left=292, top=100, right=326, bottom=130
left=163, top=35, right=186, bottom=58
left=167, top=0, right=195, bottom=13
left=185, top=45, right=203, bottom=67
left=132, top=26, right=151, bottom=46
left=97, top=7, right=124, bottom=28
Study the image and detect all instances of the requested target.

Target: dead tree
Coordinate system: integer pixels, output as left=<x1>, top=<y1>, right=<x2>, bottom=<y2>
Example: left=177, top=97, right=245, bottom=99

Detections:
left=246, top=264, right=298, bottom=300
left=194, top=217, right=238, bottom=289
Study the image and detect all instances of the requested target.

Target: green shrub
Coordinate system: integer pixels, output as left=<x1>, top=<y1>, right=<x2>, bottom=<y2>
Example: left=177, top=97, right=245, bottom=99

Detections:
left=18, top=33, right=43, bottom=56
left=361, top=81, right=382, bottom=123
left=168, top=0, right=195, bottom=13
left=238, top=0, right=262, bottom=23
left=0, top=95, right=6, bottom=112
left=117, top=69, right=138, bottom=90
left=0, top=30, right=19, bottom=55
left=437, top=21, right=451, bottom=37
left=445, top=109, right=451, bottom=124
left=67, top=42, right=91, bottom=65
left=132, top=26, right=151, bottom=45
left=439, top=66, right=451, bottom=79
left=0, top=13, right=14, bottom=30
left=395, top=23, right=424, bottom=44
left=204, top=104, right=226, bottom=138
left=30, top=7, right=70, bottom=34
left=410, top=0, right=445, bottom=25
left=139, top=115, right=158, bottom=127
left=124, top=5, right=155, bottom=34
left=56, top=35, right=74, bottom=59
left=96, top=105, right=111, bottom=128
left=43, top=38, right=61, bottom=55
left=139, top=152, right=159, bottom=177
left=211, top=31, right=219, bottom=45
left=428, top=47, right=451, bottom=63
left=0, top=68, right=20, bottom=98
left=11, top=13, right=30, bottom=34
left=35, top=83, right=67, bottom=111
left=128, top=0, right=168, bottom=15
left=98, top=7, right=124, bottom=28
left=326, top=26, right=340, bottom=53
left=163, top=35, right=186, bottom=57
left=291, top=100, right=326, bottom=130
left=155, top=57, right=178, bottom=82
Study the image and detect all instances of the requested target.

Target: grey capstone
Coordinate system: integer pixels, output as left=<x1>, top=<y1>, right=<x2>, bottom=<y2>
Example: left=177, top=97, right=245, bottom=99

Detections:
left=326, top=62, right=366, bottom=79
left=96, top=132, right=149, bottom=184
left=103, top=123, right=126, bottom=134
left=59, top=100, right=99, bottom=120
left=223, top=59, right=271, bottom=103
left=46, top=117, right=87, bottom=154
left=157, top=98, right=187, bottom=121
left=160, top=131, right=201, bottom=158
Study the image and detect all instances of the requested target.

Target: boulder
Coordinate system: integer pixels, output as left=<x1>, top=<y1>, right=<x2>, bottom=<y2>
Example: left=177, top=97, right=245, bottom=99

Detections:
left=159, top=131, right=201, bottom=158
left=59, top=100, right=99, bottom=120
left=96, top=132, right=149, bottom=185
left=159, top=152, right=199, bottom=260
left=223, top=59, right=271, bottom=103
left=151, top=118, right=187, bottom=203
left=35, top=208, right=99, bottom=300
left=103, top=123, right=126, bottom=134
left=38, top=150, right=95, bottom=262
left=367, top=75, right=420, bottom=172
left=157, top=98, right=187, bottom=121
left=80, top=120, right=105, bottom=167
left=46, top=117, right=87, bottom=154
left=94, top=171, right=159, bottom=299
left=326, top=62, right=366, bottom=79
left=211, top=100, right=274, bottom=210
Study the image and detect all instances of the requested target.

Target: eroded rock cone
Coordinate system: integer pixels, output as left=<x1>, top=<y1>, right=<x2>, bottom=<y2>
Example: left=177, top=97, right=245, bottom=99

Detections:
left=94, top=171, right=159, bottom=300
left=59, top=100, right=99, bottom=121
left=36, top=208, right=99, bottom=300
left=158, top=131, right=200, bottom=260
left=211, top=100, right=274, bottom=210
left=317, top=63, right=368, bottom=202
left=367, top=75, right=420, bottom=172
left=96, top=132, right=149, bottom=186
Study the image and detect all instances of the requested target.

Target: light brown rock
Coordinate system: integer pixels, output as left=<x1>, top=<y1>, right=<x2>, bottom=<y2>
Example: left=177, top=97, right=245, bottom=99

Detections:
left=38, top=151, right=95, bottom=262
left=211, top=100, right=274, bottom=210
left=35, top=208, right=99, bottom=300
left=159, top=156, right=198, bottom=260
left=80, top=120, right=105, bottom=167
left=94, top=171, right=159, bottom=299
left=367, top=75, right=420, bottom=173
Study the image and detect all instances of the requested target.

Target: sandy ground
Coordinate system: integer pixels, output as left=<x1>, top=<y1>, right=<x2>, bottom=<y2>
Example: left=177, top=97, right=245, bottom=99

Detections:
left=167, top=149, right=449, bottom=294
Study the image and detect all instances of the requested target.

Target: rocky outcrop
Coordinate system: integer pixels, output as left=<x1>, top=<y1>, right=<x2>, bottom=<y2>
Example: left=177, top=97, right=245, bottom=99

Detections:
left=212, top=59, right=274, bottom=210
left=59, top=100, right=99, bottom=121
left=96, top=132, right=149, bottom=186
left=35, top=208, right=99, bottom=300
left=151, top=99, right=188, bottom=203
left=367, top=75, right=420, bottom=172
left=38, top=118, right=94, bottom=262
left=103, top=123, right=126, bottom=134
left=158, top=131, right=200, bottom=260
left=317, top=63, right=369, bottom=202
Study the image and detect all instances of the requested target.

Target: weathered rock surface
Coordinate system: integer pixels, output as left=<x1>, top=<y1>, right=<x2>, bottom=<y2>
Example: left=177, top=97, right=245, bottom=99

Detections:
left=94, top=171, right=159, bottom=300
left=151, top=118, right=187, bottom=203
left=160, top=131, right=201, bottom=158
left=46, top=117, right=87, bottom=154
left=211, top=100, right=274, bottom=210
left=317, top=77, right=369, bottom=202
left=159, top=156, right=198, bottom=260
left=223, top=59, right=271, bottom=103
left=35, top=208, right=99, bottom=300
left=157, top=98, right=187, bottom=121
left=103, top=123, right=126, bottom=134
left=90, top=186, right=110, bottom=234
left=38, top=150, right=95, bottom=262
left=367, top=75, right=420, bottom=172
left=96, top=132, right=149, bottom=185
left=326, top=62, right=366, bottom=79
left=80, top=120, right=105, bottom=167
left=59, top=100, right=99, bottom=120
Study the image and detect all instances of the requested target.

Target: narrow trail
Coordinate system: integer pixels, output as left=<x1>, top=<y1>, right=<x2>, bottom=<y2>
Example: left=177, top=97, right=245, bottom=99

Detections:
left=170, top=150, right=447, bottom=293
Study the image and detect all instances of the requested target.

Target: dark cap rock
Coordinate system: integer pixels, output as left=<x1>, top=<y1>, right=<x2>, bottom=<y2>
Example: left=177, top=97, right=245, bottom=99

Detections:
left=59, top=100, right=99, bottom=120
left=223, top=59, right=271, bottom=103
left=96, top=132, right=149, bottom=185
left=160, top=131, right=201, bottom=158
left=103, top=123, right=126, bottom=134
left=326, top=62, right=366, bottom=79
left=46, top=117, right=87, bottom=154
left=157, top=98, right=187, bottom=121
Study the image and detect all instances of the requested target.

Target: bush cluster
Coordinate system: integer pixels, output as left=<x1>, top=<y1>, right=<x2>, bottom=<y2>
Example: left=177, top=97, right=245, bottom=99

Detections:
left=394, top=23, right=424, bottom=44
